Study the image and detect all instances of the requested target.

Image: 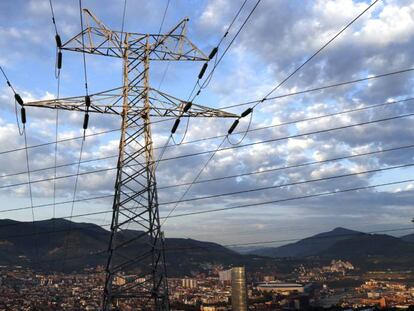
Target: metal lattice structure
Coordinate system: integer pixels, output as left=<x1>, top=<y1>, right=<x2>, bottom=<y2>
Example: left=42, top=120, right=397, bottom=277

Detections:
left=25, top=9, right=237, bottom=311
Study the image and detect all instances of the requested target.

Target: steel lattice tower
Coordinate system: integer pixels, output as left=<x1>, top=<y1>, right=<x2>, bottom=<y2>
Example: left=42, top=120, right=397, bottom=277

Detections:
left=24, top=9, right=237, bottom=310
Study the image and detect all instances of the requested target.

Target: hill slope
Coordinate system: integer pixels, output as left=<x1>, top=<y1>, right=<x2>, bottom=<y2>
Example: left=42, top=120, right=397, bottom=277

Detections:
left=247, top=227, right=414, bottom=270
left=401, top=233, right=414, bottom=243
left=250, top=227, right=361, bottom=257
left=0, top=219, right=274, bottom=276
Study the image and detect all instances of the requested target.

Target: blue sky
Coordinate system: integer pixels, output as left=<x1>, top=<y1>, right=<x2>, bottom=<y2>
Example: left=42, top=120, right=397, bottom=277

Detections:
left=0, top=0, right=414, bottom=246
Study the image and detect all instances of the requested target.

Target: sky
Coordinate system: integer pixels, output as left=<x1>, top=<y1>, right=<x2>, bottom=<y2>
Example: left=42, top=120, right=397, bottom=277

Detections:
left=0, top=0, right=414, bottom=246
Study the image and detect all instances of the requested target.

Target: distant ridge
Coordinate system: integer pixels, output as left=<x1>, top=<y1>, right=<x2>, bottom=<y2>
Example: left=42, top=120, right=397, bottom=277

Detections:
left=0, top=219, right=275, bottom=275
left=248, top=226, right=414, bottom=268
left=249, top=227, right=361, bottom=257
left=401, top=232, right=414, bottom=243
left=1, top=219, right=414, bottom=274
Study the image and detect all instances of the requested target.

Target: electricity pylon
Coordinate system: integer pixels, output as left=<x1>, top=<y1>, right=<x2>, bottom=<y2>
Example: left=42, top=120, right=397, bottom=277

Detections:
left=24, top=9, right=237, bottom=311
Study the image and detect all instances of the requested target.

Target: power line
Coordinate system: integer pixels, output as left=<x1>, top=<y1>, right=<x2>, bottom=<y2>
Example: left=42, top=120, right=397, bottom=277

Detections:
left=102, top=108, right=414, bottom=224
left=189, top=0, right=261, bottom=103
left=1, top=224, right=413, bottom=286
left=78, top=0, right=89, bottom=96
left=0, top=154, right=117, bottom=180
left=53, top=108, right=59, bottom=219
left=154, top=0, right=172, bottom=94
left=171, top=0, right=254, bottom=144
left=162, top=111, right=414, bottom=167
left=166, top=178, right=414, bottom=219
left=0, top=193, right=114, bottom=214
left=1, top=107, right=413, bottom=182
left=0, top=94, right=411, bottom=170
left=165, top=227, right=414, bottom=250
left=61, top=137, right=86, bottom=270
left=23, top=126, right=39, bottom=267
left=48, top=0, right=59, bottom=35
left=221, top=0, right=380, bottom=142
left=2, top=226, right=414, bottom=272
left=2, top=170, right=413, bottom=222
left=220, top=67, right=414, bottom=110
left=0, top=65, right=25, bottom=135
left=219, top=0, right=380, bottom=141
left=0, top=68, right=411, bottom=158
left=251, top=0, right=380, bottom=109
left=0, top=65, right=17, bottom=94
left=48, top=0, right=62, bottom=219
left=159, top=162, right=414, bottom=206
left=0, top=222, right=110, bottom=239
left=217, top=0, right=249, bottom=47
left=61, top=0, right=89, bottom=270
left=0, top=66, right=412, bottom=154
left=2, top=142, right=413, bottom=195
left=0, top=220, right=413, bottom=251
left=61, top=130, right=86, bottom=258
left=159, top=161, right=414, bottom=223
left=158, top=0, right=170, bottom=34
left=120, top=0, right=127, bottom=38
left=0, top=65, right=40, bottom=260
left=186, top=0, right=249, bottom=100
left=169, top=144, right=414, bottom=189
left=163, top=111, right=414, bottom=167
left=0, top=143, right=412, bottom=211
left=0, top=117, right=174, bottom=157
left=161, top=135, right=228, bottom=226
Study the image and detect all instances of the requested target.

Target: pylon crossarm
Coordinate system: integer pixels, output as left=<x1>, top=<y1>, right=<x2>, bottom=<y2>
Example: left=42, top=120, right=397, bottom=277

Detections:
left=24, top=88, right=239, bottom=118
left=63, top=32, right=207, bottom=61
left=23, top=88, right=124, bottom=115
left=62, top=27, right=123, bottom=58
left=152, top=89, right=239, bottom=118
left=62, top=10, right=208, bottom=62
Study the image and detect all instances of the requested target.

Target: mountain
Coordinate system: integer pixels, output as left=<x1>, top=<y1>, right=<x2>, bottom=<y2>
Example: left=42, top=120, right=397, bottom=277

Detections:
left=0, top=219, right=110, bottom=272
left=250, top=227, right=361, bottom=257
left=2, top=220, right=414, bottom=274
left=0, top=219, right=275, bottom=276
left=247, top=227, right=414, bottom=270
left=401, top=233, right=414, bottom=243
left=319, top=233, right=414, bottom=270
left=321, top=233, right=414, bottom=259
left=228, top=245, right=265, bottom=254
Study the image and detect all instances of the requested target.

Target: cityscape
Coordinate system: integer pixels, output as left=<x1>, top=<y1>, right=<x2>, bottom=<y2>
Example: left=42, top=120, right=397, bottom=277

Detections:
left=2, top=257, right=414, bottom=309
left=1, top=220, right=414, bottom=310
left=1, top=0, right=414, bottom=310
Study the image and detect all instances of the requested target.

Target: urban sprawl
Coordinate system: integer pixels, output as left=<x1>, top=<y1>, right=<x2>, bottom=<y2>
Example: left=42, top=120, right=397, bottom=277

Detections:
left=1, top=259, right=414, bottom=310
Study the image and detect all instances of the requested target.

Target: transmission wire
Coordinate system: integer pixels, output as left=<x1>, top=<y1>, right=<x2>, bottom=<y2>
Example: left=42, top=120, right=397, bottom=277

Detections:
left=23, top=126, right=39, bottom=268
left=165, top=178, right=414, bottom=219
left=1, top=177, right=413, bottom=224
left=0, top=67, right=412, bottom=158
left=1, top=104, right=413, bottom=182
left=161, top=135, right=229, bottom=225
left=160, top=162, right=414, bottom=206
left=49, top=0, right=62, bottom=219
left=1, top=143, right=413, bottom=193
left=171, top=0, right=251, bottom=145
left=252, top=0, right=380, bottom=110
